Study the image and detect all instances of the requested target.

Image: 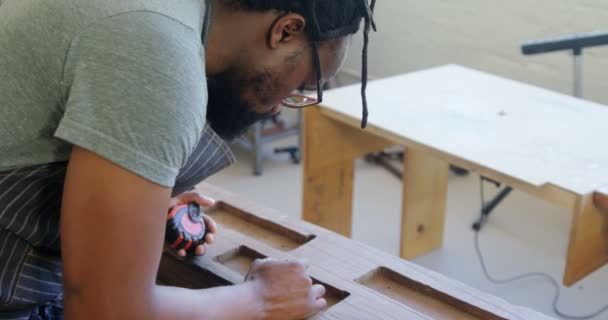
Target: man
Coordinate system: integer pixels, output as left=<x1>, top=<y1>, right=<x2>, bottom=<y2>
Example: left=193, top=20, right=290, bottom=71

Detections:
left=0, top=0, right=376, bottom=319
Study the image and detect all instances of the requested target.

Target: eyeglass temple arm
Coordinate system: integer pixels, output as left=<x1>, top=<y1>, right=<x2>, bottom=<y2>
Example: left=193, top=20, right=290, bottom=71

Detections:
left=311, top=42, right=323, bottom=103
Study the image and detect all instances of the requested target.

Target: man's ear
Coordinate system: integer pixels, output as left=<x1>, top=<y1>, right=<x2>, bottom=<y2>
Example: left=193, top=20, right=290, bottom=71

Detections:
left=268, top=13, right=306, bottom=49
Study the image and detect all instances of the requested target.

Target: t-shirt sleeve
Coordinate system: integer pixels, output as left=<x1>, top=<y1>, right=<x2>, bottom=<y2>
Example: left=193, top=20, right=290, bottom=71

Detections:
left=55, top=12, right=207, bottom=187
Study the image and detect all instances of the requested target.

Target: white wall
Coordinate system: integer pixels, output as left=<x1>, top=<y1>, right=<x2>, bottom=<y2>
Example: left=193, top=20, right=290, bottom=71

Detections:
left=343, top=0, right=608, bottom=104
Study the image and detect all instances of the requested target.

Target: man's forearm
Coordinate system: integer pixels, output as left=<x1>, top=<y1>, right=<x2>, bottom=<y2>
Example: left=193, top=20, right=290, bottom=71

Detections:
left=64, top=282, right=264, bottom=319
left=154, top=283, right=264, bottom=320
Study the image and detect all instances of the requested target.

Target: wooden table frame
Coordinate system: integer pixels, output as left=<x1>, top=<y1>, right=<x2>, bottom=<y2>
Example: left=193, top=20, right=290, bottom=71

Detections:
left=302, top=105, right=608, bottom=287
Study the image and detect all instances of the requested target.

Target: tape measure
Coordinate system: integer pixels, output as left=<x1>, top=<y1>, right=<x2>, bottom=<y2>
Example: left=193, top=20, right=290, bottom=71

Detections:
left=166, top=202, right=207, bottom=253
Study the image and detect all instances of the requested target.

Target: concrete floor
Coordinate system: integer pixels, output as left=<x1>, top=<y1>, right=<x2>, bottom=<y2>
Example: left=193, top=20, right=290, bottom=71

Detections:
left=205, top=117, right=608, bottom=320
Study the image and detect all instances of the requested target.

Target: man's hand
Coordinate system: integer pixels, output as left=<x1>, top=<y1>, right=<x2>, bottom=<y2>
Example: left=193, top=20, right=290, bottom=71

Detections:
left=168, top=191, right=218, bottom=257
left=245, top=259, right=326, bottom=320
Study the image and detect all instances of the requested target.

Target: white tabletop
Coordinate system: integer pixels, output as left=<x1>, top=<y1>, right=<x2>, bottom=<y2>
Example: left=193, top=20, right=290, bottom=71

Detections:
left=321, top=64, right=608, bottom=196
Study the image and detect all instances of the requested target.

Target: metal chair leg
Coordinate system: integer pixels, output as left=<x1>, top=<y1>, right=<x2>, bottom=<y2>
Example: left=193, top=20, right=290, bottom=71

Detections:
left=253, top=122, right=263, bottom=176
left=296, top=109, right=303, bottom=163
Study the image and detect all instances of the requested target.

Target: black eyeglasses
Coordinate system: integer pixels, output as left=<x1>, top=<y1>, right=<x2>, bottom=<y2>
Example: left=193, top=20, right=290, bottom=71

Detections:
left=281, top=42, right=323, bottom=108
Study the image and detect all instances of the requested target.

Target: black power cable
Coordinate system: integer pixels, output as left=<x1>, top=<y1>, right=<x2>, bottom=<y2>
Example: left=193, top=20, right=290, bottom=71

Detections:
left=474, top=177, right=608, bottom=320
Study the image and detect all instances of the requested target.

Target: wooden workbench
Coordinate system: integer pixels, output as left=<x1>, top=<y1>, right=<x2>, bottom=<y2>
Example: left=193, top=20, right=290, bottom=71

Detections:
left=302, top=64, right=608, bottom=286
left=158, top=183, right=555, bottom=320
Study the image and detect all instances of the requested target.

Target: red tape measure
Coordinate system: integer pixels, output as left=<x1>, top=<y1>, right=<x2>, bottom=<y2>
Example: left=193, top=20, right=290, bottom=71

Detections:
left=166, top=202, right=207, bottom=253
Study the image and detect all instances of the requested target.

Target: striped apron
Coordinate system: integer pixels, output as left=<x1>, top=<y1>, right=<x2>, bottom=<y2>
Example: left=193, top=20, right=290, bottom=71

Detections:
left=0, top=124, right=235, bottom=319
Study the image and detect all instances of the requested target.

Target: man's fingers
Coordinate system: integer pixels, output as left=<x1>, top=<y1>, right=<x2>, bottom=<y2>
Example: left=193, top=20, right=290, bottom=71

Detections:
left=167, top=198, right=179, bottom=209
left=194, top=245, right=205, bottom=256
left=180, top=192, right=215, bottom=207
left=285, top=258, right=310, bottom=271
left=246, top=258, right=273, bottom=280
left=250, top=258, right=268, bottom=270
left=177, top=249, right=187, bottom=257
left=312, top=298, right=327, bottom=313
left=170, top=191, right=216, bottom=208
left=203, top=215, right=217, bottom=233
left=253, top=258, right=276, bottom=270
left=312, top=284, right=326, bottom=299
left=299, top=258, right=311, bottom=270
left=194, top=194, right=215, bottom=207
left=205, top=233, right=215, bottom=244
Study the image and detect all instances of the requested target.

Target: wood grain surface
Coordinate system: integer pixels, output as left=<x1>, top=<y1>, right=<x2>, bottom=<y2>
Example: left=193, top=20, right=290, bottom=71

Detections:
left=158, top=183, right=555, bottom=320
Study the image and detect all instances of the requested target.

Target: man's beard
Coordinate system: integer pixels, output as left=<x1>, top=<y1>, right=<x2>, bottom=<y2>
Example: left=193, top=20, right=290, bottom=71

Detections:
left=205, top=76, right=273, bottom=141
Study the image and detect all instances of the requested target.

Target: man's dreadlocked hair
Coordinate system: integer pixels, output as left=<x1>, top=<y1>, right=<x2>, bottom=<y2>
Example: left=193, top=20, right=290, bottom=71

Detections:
left=225, top=0, right=377, bottom=128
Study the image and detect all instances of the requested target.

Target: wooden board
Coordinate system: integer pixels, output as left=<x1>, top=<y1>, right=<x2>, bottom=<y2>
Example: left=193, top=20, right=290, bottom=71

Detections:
left=158, top=183, right=555, bottom=320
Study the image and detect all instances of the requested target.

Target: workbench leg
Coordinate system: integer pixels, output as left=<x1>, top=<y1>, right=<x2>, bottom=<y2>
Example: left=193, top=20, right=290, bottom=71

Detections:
left=400, top=149, right=449, bottom=259
left=563, top=194, right=608, bottom=286
left=302, top=107, right=390, bottom=237
left=303, top=160, right=355, bottom=236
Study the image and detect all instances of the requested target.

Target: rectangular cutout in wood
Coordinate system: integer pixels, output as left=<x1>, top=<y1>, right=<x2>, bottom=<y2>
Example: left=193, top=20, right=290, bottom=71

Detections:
left=215, top=246, right=350, bottom=309
left=356, top=267, right=506, bottom=320
left=158, top=254, right=233, bottom=289
left=312, top=278, right=350, bottom=309
left=215, top=246, right=267, bottom=277
left=207, top=202, right=315, bottom=251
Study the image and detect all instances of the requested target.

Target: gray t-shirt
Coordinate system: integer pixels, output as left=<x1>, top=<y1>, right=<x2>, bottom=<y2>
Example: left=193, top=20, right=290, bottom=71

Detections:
left=0, top=0, right=209, bottom=187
